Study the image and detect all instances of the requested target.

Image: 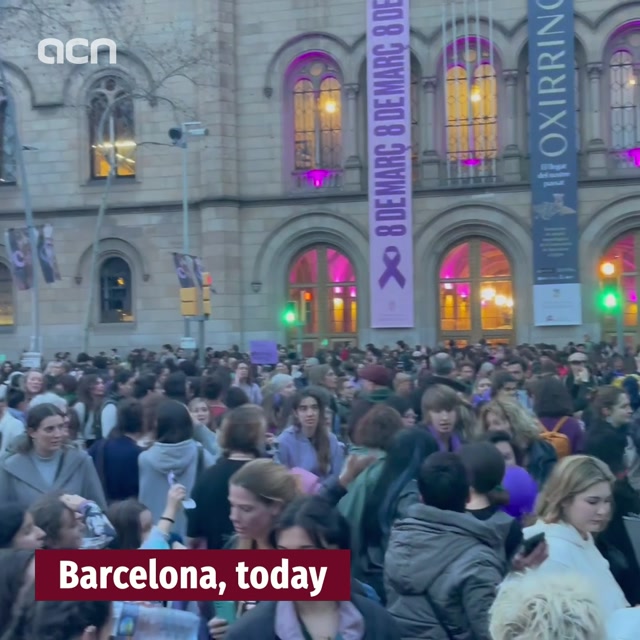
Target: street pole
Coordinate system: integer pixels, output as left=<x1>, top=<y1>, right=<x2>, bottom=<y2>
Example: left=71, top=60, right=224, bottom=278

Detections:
left=82, top=103, right=118, bottom=353
left=0, top=61, right=40, bottom=354
left=617, top=270, right=624, bottom=353
left=181, top=129, right=191, bottom=339
left=297, top=322, right=303, bottom=356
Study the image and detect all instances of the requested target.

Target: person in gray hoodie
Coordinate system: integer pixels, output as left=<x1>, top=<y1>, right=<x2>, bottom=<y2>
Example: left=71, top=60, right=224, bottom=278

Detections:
left=385, top=452, right=506, bottom=640
left=138, top=399, right=216, bottom=537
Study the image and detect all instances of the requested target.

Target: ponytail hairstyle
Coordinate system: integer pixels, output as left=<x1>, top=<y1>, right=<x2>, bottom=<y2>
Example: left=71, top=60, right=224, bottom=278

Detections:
left=458, top=442, right=510, bottom=507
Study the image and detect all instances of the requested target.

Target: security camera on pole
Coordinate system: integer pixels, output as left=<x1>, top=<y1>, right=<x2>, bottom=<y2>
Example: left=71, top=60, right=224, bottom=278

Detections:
left=169, top=123, right=209, bottom=359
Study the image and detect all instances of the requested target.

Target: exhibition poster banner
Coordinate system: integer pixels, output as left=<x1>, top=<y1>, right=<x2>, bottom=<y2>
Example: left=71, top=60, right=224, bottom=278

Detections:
left=528, top=0, right=582, bottom=325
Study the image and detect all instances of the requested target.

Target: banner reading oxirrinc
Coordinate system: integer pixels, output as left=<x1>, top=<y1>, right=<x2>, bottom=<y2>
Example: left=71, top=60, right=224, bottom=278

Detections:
left=367, top=0, right=414, bottom=328
left=528, top=0, right=581, bottom=326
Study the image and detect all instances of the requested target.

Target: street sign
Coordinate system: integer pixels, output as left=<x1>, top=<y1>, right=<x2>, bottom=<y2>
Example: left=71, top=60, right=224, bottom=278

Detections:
left=179, top=337, right=196, bottom=350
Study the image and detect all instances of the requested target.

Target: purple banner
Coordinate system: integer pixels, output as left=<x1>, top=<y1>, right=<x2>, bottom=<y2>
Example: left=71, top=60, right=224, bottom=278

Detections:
left=367, top=0, right=414, bottom=328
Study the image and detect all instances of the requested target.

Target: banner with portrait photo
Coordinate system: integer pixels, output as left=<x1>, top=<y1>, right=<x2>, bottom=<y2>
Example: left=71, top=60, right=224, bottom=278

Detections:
left=5, top=227, right=34, bottom=291
left=36, top=224, right=61, bottom=284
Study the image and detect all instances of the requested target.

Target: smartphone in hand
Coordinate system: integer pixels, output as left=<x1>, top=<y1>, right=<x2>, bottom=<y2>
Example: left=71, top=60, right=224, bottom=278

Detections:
left=522, top=532, right=545, bottom=556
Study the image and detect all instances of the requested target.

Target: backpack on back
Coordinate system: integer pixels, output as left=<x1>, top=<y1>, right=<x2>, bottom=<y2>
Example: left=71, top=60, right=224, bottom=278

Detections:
left=540, top=416, right=571, bottom=458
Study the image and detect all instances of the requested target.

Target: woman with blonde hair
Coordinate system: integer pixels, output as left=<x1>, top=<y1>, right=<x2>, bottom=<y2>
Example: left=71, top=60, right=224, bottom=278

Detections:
left=523, top=455, right=640, bottom=639
left=479, top=398, right=556, bottom=486
left=489, top=571, right=607, bottom=640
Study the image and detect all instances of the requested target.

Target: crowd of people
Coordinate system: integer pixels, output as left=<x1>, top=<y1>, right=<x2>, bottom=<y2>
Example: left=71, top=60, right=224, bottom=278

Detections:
left=0, top=338, right=639, bottom=638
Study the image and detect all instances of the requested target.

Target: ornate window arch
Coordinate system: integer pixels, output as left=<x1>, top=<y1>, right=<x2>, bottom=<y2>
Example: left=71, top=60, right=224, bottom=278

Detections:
left=605, top=28, right=640, bottom=167
left=440, top=37, right=499, bottom=185
left=439, top=237, right=513, bottom=345
left=287, top=245, right=357, bottom=355
left=288, top=55, right=343, bottom=190
left=0, top=261, right=14, bottom=326
left=99, top=256, right=134, bottom=323
left=88, top=75, right=136, bottom=179
left=0, top=86, right=17, bottom=185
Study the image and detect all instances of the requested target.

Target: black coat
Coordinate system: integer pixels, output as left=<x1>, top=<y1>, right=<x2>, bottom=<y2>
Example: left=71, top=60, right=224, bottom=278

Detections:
left=225, top=592, right=400, bottom=640
left=585, top=419, right=640, bottom=605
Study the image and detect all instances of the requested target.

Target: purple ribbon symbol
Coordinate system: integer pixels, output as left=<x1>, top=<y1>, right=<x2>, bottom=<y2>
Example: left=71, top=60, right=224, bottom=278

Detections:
left=378, top=246, right=406, bottom=289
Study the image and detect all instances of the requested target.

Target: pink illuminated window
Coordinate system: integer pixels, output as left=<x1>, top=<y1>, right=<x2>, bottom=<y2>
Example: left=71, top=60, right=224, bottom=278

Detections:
left=290, top=55, right=343, bottom=186
left=439, top=239, right=513, bottom=337
left=288, top=246, right=357, bottom=338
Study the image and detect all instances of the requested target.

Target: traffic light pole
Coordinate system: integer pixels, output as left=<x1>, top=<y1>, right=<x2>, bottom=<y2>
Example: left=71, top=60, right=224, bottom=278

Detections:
left=296, top=322, right=303, bottom=356
left=616, top=272, right=624, bottom=352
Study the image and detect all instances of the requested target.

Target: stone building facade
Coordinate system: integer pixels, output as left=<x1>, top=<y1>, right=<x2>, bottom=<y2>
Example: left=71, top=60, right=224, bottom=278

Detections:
left=0, top=0, right=639, bottom=357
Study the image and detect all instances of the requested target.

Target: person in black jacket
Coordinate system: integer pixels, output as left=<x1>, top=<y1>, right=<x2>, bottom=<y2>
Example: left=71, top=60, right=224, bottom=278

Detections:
left=224, top=496, right=400, bottom=640
left=584, top=384, right=640, bottom=605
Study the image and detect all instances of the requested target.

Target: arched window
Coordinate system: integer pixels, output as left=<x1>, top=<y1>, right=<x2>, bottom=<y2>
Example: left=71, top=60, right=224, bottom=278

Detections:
left=287, top=246, right=357, bottom=355
left=442, top=38, right=498, bottom=184
left=607, top=29, right=640, bottom=168
left=0, top=86, right=16, bottom=185
left=99, top=257, right=133, bottom=323
left=0, top=263, right=14, bottom=326
left=439, top=238, right=513, bottom=345
left=600, top=232, right=639, bottom=344
left=290, top=56, right=343, bottom=190
left=88, top=76, right=136, bottom=179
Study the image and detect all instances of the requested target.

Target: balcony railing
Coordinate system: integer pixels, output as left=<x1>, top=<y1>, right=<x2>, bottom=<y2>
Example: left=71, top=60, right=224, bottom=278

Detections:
left=441, top=152, right=499, bottom=186
left=291, top=168, right=343, bottom=192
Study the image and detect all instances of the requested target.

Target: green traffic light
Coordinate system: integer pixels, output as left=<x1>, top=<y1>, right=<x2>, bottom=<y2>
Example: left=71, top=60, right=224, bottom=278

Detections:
left=603, top=292, right=619, bottom=309
left=284, top=311, right=296, bottom=324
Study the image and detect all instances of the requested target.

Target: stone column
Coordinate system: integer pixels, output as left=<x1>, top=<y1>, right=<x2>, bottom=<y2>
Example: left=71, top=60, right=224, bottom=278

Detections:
left=586, top=63, right=607, bottom=177
left=420, top=77, right=440, bottom=186
left=502, top=70, right=521, bottom=182
left=343, top=83, right=362, bottom=190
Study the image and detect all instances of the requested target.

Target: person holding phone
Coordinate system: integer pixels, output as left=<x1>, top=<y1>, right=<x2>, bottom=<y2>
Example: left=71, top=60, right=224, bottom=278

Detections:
left=523, top=455, right=640, bottom=640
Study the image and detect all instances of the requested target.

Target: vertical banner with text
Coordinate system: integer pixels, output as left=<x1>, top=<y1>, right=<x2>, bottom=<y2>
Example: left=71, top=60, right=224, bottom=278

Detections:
left=528, top=0, right=581, bottom=326
left=367, top=0, right=414, bottom=328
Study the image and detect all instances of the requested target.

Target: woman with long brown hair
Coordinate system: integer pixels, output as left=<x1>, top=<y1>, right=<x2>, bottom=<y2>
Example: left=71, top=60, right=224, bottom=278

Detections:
left=276, top=387, right=344, bottom=481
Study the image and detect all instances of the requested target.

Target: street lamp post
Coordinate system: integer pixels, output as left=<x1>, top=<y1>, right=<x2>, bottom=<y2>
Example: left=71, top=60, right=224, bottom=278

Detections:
left=0, top=61, right=41, bottom=356
left=168, top=122, right=208, bottom=343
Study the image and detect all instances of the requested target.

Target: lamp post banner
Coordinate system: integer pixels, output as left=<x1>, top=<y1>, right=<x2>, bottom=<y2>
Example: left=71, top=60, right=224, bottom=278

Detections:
left=528, top=0, right=582, bottom=326
left=367, top=0, right=414, bottom=328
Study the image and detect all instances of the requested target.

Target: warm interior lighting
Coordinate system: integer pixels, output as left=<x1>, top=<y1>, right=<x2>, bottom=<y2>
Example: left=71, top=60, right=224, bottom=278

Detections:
left=324, top=101, right=337, bottom=113
left=116, top=277, right=125, bottom=286
left=470, top=86, right=481, bottom=102
left=630, top=76, right=637, bottom=86
left=481, top=287, right=496, bottom=301
left=93, top=140, right=137, bottom=148
left=444, top=282, right=453, bottom=290
left=600, top=261, right=616, bottom=277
